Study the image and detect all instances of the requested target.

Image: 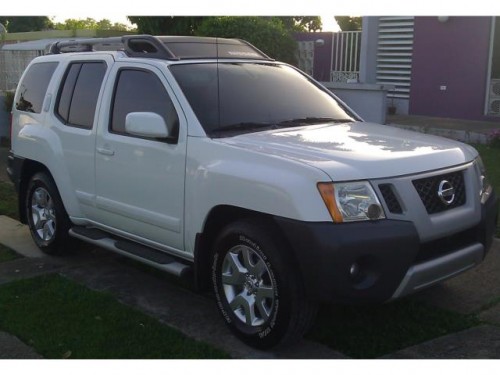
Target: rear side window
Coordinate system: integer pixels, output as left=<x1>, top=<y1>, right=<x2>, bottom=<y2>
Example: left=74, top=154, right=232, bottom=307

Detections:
left=56, top=61, right=107, bottom=128
left=16, top=62, right=58, bottom=113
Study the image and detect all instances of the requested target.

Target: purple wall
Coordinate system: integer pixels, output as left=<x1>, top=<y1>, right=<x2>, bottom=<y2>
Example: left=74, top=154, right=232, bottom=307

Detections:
left=295, top=32, right=333, bottom=81
left=409, top=17, right=497, bottom=121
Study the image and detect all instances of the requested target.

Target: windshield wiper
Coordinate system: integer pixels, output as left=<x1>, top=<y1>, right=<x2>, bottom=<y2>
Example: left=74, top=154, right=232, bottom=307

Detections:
left=210, top=118, right=354, bottom=137
left=277, top=117, right=354, bottom=127
left=210, top=122, right=275, bottom=134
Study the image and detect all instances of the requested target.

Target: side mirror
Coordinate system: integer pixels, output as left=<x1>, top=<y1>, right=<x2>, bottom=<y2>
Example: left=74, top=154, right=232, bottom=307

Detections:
left=125, top=112, right=169, bottom=139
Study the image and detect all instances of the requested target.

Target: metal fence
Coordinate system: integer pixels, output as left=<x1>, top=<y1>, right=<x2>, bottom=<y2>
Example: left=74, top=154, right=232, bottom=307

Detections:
left=330, top=31, right=362, bottom=82
left=0, top=50, right=42, bottom=91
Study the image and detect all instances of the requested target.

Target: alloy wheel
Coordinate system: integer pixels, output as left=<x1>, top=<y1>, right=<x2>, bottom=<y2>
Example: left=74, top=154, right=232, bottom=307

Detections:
left=221, top=245, right=276, bottom=327
left=31, top=187, right=57, bottom=242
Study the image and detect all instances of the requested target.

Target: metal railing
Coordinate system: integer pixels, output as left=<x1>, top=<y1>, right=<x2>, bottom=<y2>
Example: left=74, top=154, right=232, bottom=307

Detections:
left=0, top=50, right=41, bottom=91
left=330, top=31, right=361, bottom=82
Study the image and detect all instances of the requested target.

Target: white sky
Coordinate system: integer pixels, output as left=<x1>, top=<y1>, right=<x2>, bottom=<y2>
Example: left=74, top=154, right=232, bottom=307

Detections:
left=4, top=0, right=500, bottom=32
left=48, top=13, right=340, bottom=32
left=48, top=15, right=340, bottom=32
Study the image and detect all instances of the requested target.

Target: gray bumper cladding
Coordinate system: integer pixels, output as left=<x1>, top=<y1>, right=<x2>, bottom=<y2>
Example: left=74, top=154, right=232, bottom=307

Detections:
left=391, top=243, right=485, bottom=299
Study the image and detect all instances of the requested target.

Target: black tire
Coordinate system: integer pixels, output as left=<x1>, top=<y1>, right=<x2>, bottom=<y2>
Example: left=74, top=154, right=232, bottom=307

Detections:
left=25, top=172, right=71, bottom=255
left=211, top=219, right=317, bottom=349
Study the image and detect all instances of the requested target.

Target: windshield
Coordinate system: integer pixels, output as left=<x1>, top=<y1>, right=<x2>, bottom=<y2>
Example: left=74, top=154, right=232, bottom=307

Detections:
left=170, top=62, right=356, bottom=137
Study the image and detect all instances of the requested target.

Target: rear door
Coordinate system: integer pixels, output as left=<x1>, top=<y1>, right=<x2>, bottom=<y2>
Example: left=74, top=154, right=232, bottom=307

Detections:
left=92, top=61, right=187, bottom=253
left=50, top=55, right=113, bottom=219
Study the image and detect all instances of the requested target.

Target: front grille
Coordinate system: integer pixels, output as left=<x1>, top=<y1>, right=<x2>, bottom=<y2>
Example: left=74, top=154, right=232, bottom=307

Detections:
left=379, top=184, right=403, bottom=214
left=412, top=171, right=466, bottom=214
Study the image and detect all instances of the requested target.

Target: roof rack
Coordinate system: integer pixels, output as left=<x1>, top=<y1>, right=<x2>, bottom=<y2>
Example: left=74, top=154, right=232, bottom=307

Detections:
left=47, top=34, right=273, bottom=61
left=48, top=35, right=178, bottom=60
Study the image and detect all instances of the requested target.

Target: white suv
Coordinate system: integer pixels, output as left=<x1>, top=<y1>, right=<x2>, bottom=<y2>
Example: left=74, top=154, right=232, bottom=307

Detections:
left=7, top=35, right=498, bottom=349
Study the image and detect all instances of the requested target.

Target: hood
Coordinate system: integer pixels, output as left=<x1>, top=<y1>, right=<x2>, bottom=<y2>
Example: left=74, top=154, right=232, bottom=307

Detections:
left=217, top=122, right=478, bottom=181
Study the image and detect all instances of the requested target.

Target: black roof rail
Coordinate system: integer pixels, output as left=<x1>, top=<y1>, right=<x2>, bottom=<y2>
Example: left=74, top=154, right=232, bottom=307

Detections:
left=122, top=35, right=177, bottom=60
left=46, top=34, right=272, bottom=61
left=48, top=36, right=123, bottom=55
left=47, top=35, right=178, bottom=60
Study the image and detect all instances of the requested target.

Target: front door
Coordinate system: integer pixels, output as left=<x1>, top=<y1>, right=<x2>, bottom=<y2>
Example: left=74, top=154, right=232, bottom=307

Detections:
left=93, top=62, right=187, bottom=253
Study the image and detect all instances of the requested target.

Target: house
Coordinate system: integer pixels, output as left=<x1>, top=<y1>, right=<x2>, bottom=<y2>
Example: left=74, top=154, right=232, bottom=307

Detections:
left=296, top=30, right=391, bottom=124
left=295, top=16, right=500, bottom=123
left=360, top=16, right=499, bottom=122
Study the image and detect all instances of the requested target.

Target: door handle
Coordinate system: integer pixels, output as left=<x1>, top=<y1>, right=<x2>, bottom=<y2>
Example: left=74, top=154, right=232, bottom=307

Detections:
left=96, top=147, right=115, bottom=156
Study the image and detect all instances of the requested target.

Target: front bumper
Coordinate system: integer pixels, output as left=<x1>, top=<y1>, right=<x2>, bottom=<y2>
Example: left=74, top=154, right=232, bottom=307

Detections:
left=274, top=190, right=498, bottom=304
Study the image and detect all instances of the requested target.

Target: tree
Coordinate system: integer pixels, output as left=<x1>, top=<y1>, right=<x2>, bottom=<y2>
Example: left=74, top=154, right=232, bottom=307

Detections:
left=126, top=16, right=318, bottom=64
left=127, top=16, right=205, bottom=35
left=334, top=16, right=362, bottom=31
left=0, top=16, right=52, bottom=32
left=127, top=16, right=322, bottom=36
left=274, top=16, right=322, bottom=32
left=53, top=18, right=97, bottom=30
left=195, top=17, right=298, bottom=65
left=53, top=18, right=130, bottom=31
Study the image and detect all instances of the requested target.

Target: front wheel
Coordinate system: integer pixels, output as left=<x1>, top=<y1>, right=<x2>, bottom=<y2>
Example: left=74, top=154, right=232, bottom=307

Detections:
left=211, top=219, right=317, bottom=349
left=26, top=172, right=71, bottom=254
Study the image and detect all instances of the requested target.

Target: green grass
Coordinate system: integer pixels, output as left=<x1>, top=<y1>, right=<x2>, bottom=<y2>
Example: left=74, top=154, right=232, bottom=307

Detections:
left=4, top=274, right=477, bottom=360
left=0, top=244, right=21, bottom=263
left=307, top=298, right=479, bottom=358
left=0, top=180, right=18, bottom=220
left=478, top=296, right=500, bottom=313
left=0, top=274, right=229, bottom=359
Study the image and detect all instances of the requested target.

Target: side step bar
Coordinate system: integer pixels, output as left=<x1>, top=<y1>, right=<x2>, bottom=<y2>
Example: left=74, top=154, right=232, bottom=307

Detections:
left=69, top=226, right=191, bottom=278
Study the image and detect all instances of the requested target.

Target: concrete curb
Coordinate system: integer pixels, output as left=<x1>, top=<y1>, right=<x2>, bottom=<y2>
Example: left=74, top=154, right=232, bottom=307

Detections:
left=0, top=331, right=42, bottom=359
left=382, top=325, right=500, bottom=359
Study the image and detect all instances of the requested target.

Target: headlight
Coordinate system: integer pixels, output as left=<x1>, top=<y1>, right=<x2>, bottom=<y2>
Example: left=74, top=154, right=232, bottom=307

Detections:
left=475, top=157, right=492, bottom=204
left=317, top=181, right=385, bottom=222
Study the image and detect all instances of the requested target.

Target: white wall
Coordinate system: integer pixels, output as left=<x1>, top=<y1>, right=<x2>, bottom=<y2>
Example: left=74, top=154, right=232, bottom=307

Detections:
left=322, top=82, right=393, bottom=124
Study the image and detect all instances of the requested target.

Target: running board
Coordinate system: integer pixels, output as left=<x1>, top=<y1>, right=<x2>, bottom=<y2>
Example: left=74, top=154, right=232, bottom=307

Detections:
left=69, top=226, right=191, bottom=278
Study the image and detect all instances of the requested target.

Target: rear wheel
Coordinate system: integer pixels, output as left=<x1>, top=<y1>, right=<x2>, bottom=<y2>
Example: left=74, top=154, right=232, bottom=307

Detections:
left=211, top=219, right=317, bottom=349
left=26, top=172, right=71, bottom=254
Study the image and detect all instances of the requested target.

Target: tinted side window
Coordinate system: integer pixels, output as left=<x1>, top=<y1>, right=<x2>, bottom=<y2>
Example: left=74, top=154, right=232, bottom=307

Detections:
left=111, top=69, right=179, bottom=139
left=16, top=62, right=58, bottom=113
left=57, top=64, right=81, bottom=122
left=56, top=62, right=106, bottom=129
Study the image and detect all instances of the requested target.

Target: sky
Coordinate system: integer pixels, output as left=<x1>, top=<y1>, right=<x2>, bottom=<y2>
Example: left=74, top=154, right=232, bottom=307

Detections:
left=5, top=0, right=500, bottom=33
left=48, top=15, right=340, bottom=32
left=48, top=11, right=340, bottom=32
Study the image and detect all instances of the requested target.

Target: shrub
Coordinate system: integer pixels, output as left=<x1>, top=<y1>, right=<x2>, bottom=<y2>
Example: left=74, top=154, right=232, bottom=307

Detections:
left=3, top=90, right=15, bottom=112
left=196, top=17, right=298, bottom=65
left=489, top=129, right=500, bottom=148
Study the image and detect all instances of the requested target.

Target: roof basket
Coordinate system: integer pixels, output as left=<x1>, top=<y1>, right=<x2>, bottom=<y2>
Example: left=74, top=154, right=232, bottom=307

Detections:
left=48, top=35, right=178, bottom=60
left=122, top=35, right=177, bottom=59
left=46, top=34, right=272, bottom=61
left=48, top=36, right=122, bottom=54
